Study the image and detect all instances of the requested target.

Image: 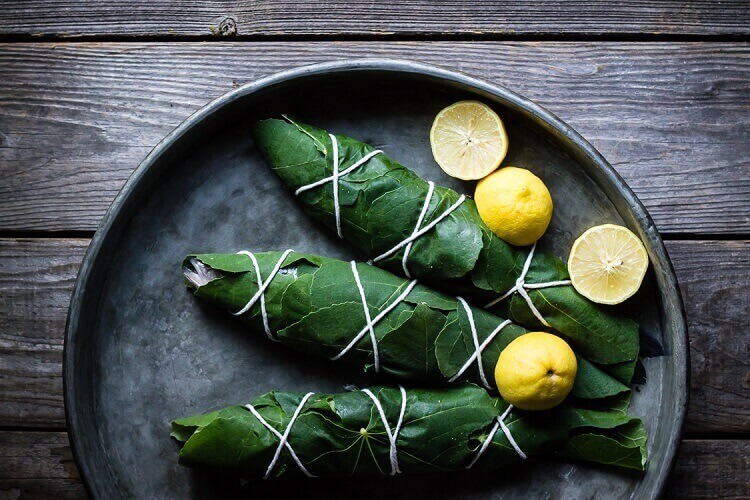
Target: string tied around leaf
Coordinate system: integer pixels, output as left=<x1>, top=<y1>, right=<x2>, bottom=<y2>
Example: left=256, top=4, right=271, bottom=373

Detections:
left=331, top=262, right=417, bottom=370
left=450, top=297, right=512, bottom=391
left=361, top=386, right=408, bottom=475
left=233, top=249, right=295, bottom=341
left=484, top=242, right=571, bottom=327
left=294, top=134, right=383, bottom=238
left=245, top=392, right=316, bottom=479
left=466, top=404, right=527, bottom=468
left=293, top=133, right=465, bottom=277
left=368, top=180, right=466, bottom=278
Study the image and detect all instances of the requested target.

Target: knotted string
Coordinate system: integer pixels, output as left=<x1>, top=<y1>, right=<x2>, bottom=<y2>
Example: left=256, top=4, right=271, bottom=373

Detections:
left=233, top=249, right=294, bottom=341
left=466, top=404, right=527, bottom=468
left=450, top=297, right=512, bottom=390
left=484, top=242, right=571, bottom=327
left=361, top=386, right=408, bottom=475
left=350, top=261, right=380, bottom=372
left=332, top=270, right=418, bottom=366
left=294, top=134, right=383, bottom=238
left=369, top=185, right=466, bottom=275
left=292, top=132, right=465, bottom=275
left=245, top=392, right=316, bottom=479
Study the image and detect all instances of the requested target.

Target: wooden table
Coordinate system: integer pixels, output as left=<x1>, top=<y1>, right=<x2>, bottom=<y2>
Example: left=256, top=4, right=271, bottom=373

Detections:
left=0, top=2, right=748, bottom=497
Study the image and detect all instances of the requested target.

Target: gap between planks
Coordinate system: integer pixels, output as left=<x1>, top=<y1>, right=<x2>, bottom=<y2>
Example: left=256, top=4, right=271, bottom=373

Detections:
left=0, top=0, right=749, bottom=38
left=0, top=238, right=747, bottom=433
left=0, top=42, right=748, bottom=234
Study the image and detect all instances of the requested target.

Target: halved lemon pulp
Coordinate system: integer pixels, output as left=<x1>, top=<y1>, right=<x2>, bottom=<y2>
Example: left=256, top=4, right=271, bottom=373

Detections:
left=430, top=100, right=508, bottom=180
left=568, top=224, right=649, bottom=305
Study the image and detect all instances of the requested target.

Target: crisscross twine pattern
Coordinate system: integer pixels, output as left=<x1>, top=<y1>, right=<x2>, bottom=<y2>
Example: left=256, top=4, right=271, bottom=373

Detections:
left=245, top=392, right=316, bottom=479
left=484, top=242, right=571, bottom=327
left=451, top=297, right=512, bottom=390
left=331, top=267, right=418, bottom=367
left=361, top=386, right=408, bottom=475
left=349, top=261, right=379, bottom=372
left=293, top=133, right=466, bottom=269
left=233, top=249, right=295, bottom=341
left=466, top=404, right=527, bottom=468
left=294, top=134, right=383, bottom=238
left=369, top=182, right=466, bottom=276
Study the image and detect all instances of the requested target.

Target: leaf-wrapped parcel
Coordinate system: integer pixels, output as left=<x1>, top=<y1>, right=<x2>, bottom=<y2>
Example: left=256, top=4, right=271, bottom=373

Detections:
left=252, top=118, right=640, bottom=384
left=184, top=251, right=629, bottom=401
left=172, top=384, right=647, bottom=477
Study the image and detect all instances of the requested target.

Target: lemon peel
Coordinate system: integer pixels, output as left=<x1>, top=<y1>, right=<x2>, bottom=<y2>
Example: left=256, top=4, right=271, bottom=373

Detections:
left=475, top=167, right=553, bottom=246
left=494, top=332, right=577, bottom=411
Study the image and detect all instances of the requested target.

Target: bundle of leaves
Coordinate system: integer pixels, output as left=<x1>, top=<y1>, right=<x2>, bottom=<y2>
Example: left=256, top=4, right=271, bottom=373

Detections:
left=172, top=384, right=647, bottom=477
left=253, top=117, right=639, bottom=385
left=184, top=251, right=630, bottom=399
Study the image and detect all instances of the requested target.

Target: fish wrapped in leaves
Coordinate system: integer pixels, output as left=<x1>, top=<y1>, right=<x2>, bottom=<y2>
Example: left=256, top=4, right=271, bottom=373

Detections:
left=184, top=250, right=629, bottom=401
left=252, top=118, right=640, bottom=385
left=172, top=384, right=648, bottom=478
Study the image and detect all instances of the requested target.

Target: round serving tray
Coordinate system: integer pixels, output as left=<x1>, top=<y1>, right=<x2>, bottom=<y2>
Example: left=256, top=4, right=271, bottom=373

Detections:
left=65, top=59, right=688, bottom=498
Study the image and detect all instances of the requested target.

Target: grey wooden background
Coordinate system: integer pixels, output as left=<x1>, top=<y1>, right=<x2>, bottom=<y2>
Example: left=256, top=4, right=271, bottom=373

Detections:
left=0, top=1, right=748, bottom=498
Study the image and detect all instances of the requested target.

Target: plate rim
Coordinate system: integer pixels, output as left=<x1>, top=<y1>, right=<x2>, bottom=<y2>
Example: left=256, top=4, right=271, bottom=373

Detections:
left=64, top=58, right=689, bottom=498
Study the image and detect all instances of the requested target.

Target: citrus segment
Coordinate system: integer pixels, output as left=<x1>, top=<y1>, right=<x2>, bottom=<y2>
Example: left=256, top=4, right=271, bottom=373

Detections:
left=568, top=224, right=648, bottom=305
left=430, top=100, right=508, bottom=180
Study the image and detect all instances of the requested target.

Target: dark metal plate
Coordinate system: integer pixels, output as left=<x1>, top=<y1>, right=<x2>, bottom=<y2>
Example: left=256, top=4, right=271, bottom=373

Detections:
left=65, top=60, right=688, bottom=498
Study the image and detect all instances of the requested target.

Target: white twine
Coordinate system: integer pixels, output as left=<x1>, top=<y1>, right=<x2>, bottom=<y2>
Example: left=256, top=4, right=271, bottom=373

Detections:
left=361, top=386, right=407, bottom=475
left=293, top=133, right=465, bottom=273
left=294, top=134, right=383, bottom=238
left=484, top=242, right=571, bottom=327
left=245, top=392, right=316, bottom=479
left=369, top=188, right=466, bottom=273
left=331, top=274, right=418, bottom=365
left=350, top=261, right=380, bottom=372
left=466, top=404, right=527, bottom=468
left=450, top=297, right=512, bottom=390
left=232, top=249, right=294, bottom=341
left=399, top=180, right=433, bottom=277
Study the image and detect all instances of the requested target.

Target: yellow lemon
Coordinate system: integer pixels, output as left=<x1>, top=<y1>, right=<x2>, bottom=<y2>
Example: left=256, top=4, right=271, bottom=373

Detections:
left=474, top=167, right=553, bottom=246
left=430, top=100, right=508, bottom=180
left=568, top=224, right=649, bottom=305
left=494, top=332, right=577, bottom=411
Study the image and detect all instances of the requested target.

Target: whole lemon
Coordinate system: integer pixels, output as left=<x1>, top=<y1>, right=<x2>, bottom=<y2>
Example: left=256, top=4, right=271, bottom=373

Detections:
left=474, top=167, right=553, bottom=246
left=494, top=332, right=577, bottom=411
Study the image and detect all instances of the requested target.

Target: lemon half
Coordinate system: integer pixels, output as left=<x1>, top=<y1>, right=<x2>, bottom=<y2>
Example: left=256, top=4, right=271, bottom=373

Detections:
left=568, top=224, right=649, bottom=305
left=494, top=332, right=577, bottom=411
left=430, top=101, right=508, bottom=180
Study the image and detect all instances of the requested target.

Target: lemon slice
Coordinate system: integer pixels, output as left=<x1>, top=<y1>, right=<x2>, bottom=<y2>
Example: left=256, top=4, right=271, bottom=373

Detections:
left=568, top=224, right=649, bottom=305
left=430, top=100, right=508, bottom=180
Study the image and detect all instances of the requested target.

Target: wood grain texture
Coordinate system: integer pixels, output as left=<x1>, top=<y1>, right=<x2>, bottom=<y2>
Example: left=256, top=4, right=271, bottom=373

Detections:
left=0, top=432, right=84, bottom=499
left=0, top=238, right=747, bottom=432
left=666, top=440, right=750, bottom=499
left=0, top=239, right=89, bottom=428
left=0, top=42, right=748, bottom=233
left=0, top=432, right=746, bottom=499
left=670, top=241, right=750, bottom=434
left=0, top=1, right=748, bottom=38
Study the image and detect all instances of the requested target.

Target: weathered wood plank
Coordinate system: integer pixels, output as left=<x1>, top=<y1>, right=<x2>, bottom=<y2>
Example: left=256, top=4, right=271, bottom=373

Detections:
left=0, top=1, right=748, bottom=38
left=0, top=432, right=746, bottom=498
left=668, top=240, right=750, bottom=434
left=666, top=440, right=750, bottom=499
left=0, top=42, right=747, bottom=234
left=0, top=238, right=747, bottom=432
left=0, top=239, right=89, bottom=428
left=0, top=432, right=85, bottom=499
